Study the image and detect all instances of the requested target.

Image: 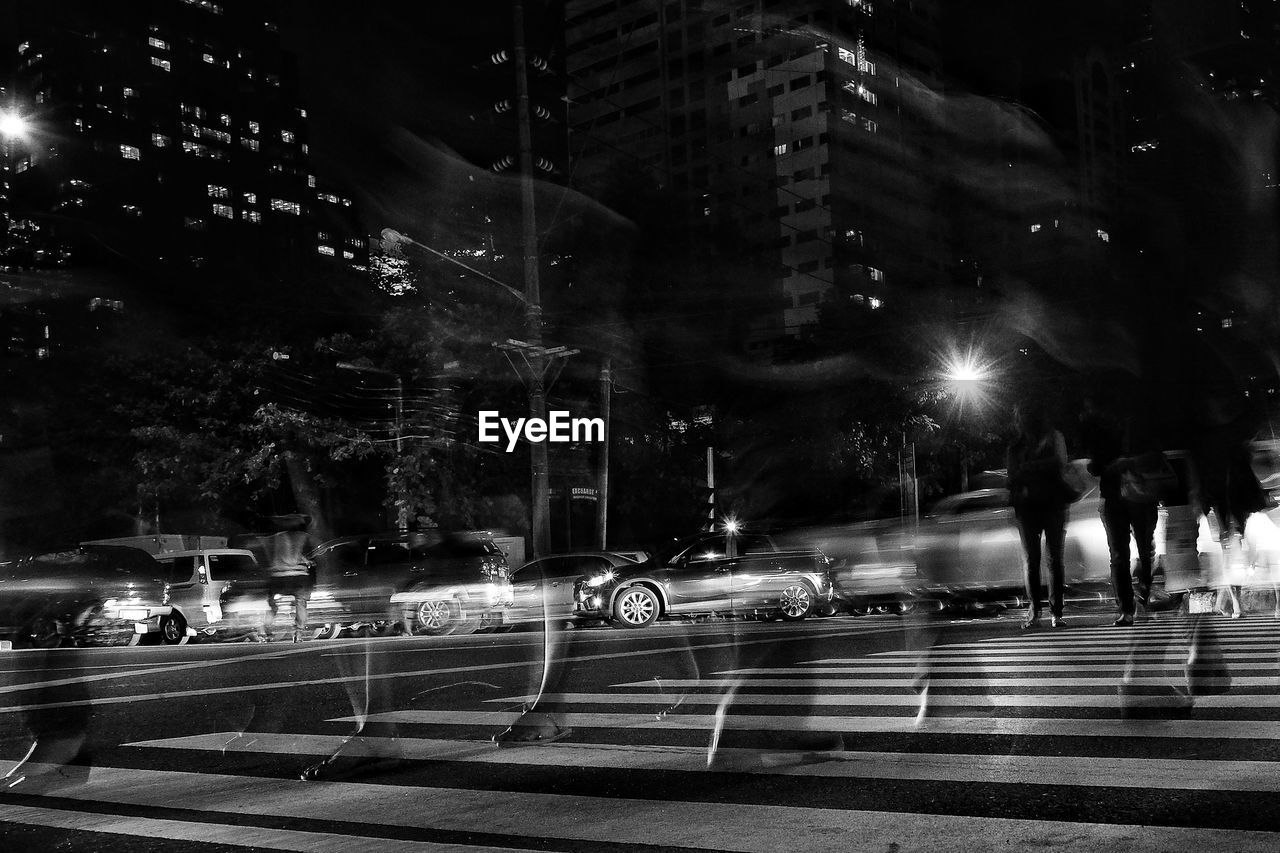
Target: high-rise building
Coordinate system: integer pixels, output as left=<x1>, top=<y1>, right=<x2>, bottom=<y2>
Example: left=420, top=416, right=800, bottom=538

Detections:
left=0, top=0, right=367, bottom=285
left=564, top=0, right=947, bottom=349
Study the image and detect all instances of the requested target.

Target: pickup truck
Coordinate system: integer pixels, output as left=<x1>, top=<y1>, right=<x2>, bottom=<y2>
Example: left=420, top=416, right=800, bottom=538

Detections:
left=573, top=530, right=834, bottom=628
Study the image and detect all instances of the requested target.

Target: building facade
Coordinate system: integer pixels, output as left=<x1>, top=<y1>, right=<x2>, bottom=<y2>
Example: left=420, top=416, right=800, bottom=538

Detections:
left=0, top=0, right=367, bottom=292
left=564, top=0, right=947, bottom=349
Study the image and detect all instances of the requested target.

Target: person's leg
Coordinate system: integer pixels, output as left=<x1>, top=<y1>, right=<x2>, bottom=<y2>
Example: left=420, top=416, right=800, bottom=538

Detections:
left=1131, top=502, right=1159, bottom=605
left=1102, top=500, right=1135, bottom=617
left=1045, top=505, right=1067, bottom=620
left=1018, top=511, right=1045, bottom=624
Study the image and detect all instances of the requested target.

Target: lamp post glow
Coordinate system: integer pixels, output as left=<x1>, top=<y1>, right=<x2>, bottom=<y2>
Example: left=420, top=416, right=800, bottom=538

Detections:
left=0, top=111, right=30, bottom=141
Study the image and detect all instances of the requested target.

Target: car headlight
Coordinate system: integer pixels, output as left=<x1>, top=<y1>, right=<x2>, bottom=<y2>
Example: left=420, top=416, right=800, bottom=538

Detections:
left=584, top=569, right=615, bottom=587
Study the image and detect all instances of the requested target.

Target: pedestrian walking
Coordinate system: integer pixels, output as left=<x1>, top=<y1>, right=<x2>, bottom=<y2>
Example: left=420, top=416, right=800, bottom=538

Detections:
left=263, top=514, right=313, bottom=642
left=1007, top=403, right=1071, bottom=629
left=1080, top=395, right=1161, bottom=626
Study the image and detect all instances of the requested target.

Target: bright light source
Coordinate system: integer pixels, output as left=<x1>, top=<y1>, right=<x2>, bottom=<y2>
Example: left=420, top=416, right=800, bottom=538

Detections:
left=940, top=349, right=993, bottom=383
left=722, top=518, right=741, bottom=535
left=0, top=111, right=31, bottom=140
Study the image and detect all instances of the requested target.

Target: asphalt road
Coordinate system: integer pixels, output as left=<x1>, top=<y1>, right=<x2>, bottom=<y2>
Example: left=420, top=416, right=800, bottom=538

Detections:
left=2, top=607, right=1280, bottom=852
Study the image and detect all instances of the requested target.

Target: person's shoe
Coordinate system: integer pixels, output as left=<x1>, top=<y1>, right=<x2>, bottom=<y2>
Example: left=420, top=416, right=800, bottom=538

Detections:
left=1112, top=614, right=1135, bottom=627
left=1050, top=615, right=1066, bottom=628
left=1021, top=609, right=1040, bottom=630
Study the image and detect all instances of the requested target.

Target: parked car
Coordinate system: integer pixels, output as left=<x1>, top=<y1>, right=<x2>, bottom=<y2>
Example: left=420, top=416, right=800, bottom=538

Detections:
left=146, top=548, right=265, bottom=643
left=573, top=530, right=834, bottom=628
left=0, top=545, right=167, bottom=648
left=299, top=530, right=513, bottom=637
left=505, top=551, right=648, bottom=626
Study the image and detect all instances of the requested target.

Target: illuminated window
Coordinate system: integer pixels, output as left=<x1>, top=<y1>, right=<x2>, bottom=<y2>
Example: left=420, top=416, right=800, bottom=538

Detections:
left=121, top=204, right=141, bottom=217
left=17, top=41, right=29, bottom=55
left=148, top=37, right=169, bottom=50
left=773, top=143, right=788, bottom=156
left=1222, top=318, right=1234, bottom=329
left=242, top=192, right=256, bottom=204
left=74, top=118, right=85, bottom=132
left=248, top=120, right=260, bottom=134
left=207, top=184, right=229, bottom=199
left=219, top=114, right=231, bottom=127
left=343, top=250, right=354, bottom=260
left=838, top=47, right=856, bottom=66
left=1030, top=223, right=1041, bottom=233
left=123, top=87, right=137, bottom=98
left=241, top=138, right=260, bottom=151
left=317, top=245, right=335, bottom=256
left=211, top=203, right=233, bottom=219
left=298, top=108, right=307, bottom=118
left=151, top=57, right=171, bottom=72
left=1096, top=229, right=1110, bottom=242
left=869, top=267, right=885, bottom=281
left=120, top=144, right=141, bottom=160
left=270, top=199, right=301, bottom=215
left=307, top=174, right=316, bottom=188
left=202, top=53, right=215, bottom=64
left=281, top=129, right=295, bottom=143
left=241, top=210, right=261, bottom=223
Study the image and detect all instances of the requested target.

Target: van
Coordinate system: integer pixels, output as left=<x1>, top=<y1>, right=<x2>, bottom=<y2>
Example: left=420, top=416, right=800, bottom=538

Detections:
left=145, top=548, right=265, bottom=643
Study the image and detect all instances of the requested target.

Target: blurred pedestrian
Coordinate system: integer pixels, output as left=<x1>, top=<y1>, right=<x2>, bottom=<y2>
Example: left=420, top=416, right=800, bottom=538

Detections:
left=264, top=514, right=313, bottom=642
left=1007, top=403, right=1071, bottom=628
left=1195, top=401, right=1270, bottom=617
left=1080, top=395, right=1160, bottom=626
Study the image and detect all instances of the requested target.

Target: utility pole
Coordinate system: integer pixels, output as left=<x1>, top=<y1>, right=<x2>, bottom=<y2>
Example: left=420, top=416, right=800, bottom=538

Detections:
left=513, top=0, right=549, bottom=558
left=596, top=358, right=611, bottom=549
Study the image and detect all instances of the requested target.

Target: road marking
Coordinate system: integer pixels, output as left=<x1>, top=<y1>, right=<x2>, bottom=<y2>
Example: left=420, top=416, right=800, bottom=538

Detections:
left=490, top=690, right=1265, bottom=707
left=0, top=625, right=896, bottom=716
left=0, top=802, right=531, bottom=853
left=610, top=676, right=1272, bottom=688
left=3, top=760, right=1279, bottom=852
left=0, top=642, right=326, bottom=698
left=121, top=731, right=1280, bottom=792
left=812, top=650, right=1278, bottom=661
left=343, top=709, right=1280, bottom=739
left=720, top=663, right=1280, bottom=673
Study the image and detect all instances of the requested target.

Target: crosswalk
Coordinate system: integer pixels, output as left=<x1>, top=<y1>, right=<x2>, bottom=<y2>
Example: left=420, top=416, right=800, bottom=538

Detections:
left=4, top=614, right=1280, bottom=851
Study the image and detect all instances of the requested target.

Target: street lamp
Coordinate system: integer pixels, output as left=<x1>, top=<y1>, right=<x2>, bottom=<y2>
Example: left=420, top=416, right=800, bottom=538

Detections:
left=337, top=361, right=407, bottom=531
left=0, top=110, right=30, bottom=142
left=938, top=345, right=997, bottom=491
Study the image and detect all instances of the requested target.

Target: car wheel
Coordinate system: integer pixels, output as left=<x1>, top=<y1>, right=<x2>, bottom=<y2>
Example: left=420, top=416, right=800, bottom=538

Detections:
left=22, top=614, right=63, bottom=649
left=312, top=623, right=340, bottom=640
left=778, top=583, right=815, bottom=621
left=159, top=613, right=188, bottom=645
left=404, top=588, right=480, bottom=636
left=612, top=586, right=659, bottom=628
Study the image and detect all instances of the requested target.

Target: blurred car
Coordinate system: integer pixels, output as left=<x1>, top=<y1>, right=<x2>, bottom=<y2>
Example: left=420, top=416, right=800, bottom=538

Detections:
left=776, top=519, right=916, bottom=614
left=912, top=463, right=1112, bottom=600
left=505, top=551, right=648, bottom=626
left=147, top=548, right=264, bottom=643
left=574, top=530, right=834, bottom=628
left=0, top=545, right=167, bottom=648
left=911, top=453, right=1234, bottom=606
left=297, top=530, right=512, bottom=637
